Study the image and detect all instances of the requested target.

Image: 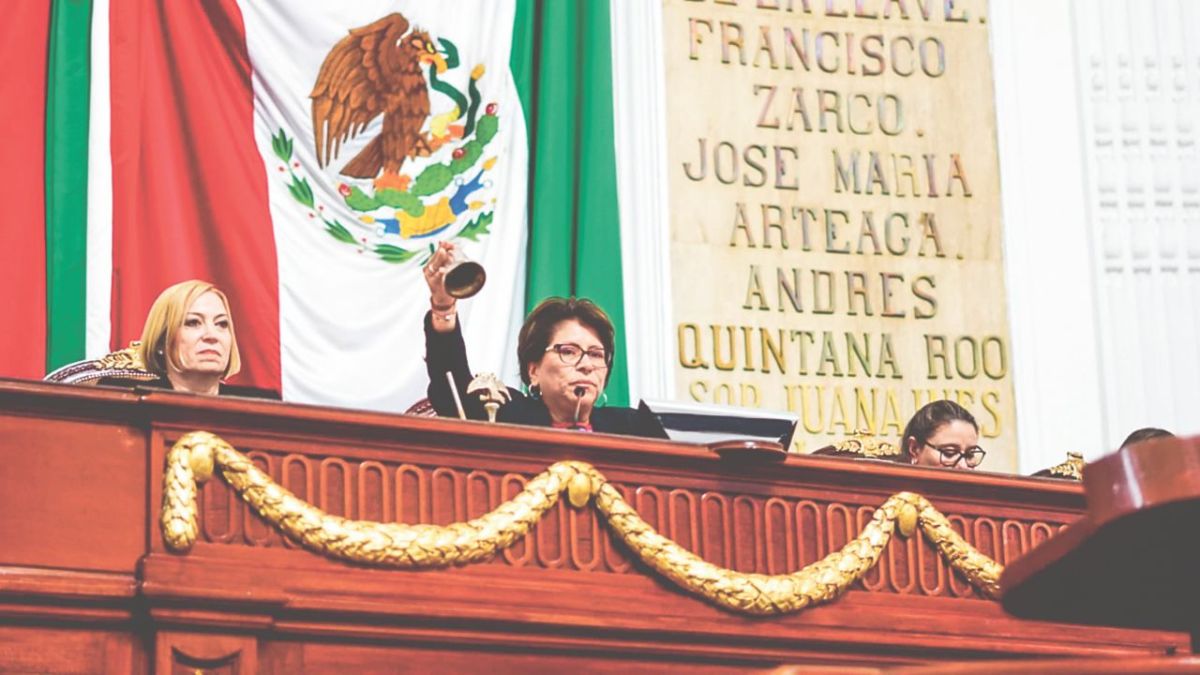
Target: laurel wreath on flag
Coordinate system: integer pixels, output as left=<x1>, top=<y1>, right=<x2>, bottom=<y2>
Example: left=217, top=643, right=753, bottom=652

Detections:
left=267, top=37, right=499, bottom=265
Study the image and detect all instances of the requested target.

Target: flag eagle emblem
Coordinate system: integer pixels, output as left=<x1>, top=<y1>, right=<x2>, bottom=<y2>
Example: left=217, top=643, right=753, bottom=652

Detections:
left=267, top=12, right=501, bottom=262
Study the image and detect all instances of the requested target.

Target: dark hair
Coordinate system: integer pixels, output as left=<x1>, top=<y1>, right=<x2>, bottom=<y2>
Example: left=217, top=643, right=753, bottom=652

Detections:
left=1119, top=427, right=1174, bottom=450
left=902, top=400, right=978, bottom=455
left=517, top=297, right=615, bottom=386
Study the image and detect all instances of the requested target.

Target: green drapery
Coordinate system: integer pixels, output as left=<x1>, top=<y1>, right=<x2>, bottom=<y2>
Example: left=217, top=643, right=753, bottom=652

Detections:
left=511, top=0, right=630, bottom=406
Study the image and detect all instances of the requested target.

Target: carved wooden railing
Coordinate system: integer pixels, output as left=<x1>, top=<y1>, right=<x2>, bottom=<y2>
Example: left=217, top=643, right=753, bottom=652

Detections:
left=190, top=441, right=1052, bottom=600
left=0, top=379, right=1189, bottom=671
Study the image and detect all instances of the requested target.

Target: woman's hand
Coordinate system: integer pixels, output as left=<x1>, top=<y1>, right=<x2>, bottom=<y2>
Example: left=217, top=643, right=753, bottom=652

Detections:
left=423, top=241, right=457, bottom=304
left=424, top=241, right=458, bottom=331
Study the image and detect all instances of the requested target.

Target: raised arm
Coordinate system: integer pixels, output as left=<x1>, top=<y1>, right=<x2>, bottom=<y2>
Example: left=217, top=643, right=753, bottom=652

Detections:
left=422, top=242, right=483, bottom=419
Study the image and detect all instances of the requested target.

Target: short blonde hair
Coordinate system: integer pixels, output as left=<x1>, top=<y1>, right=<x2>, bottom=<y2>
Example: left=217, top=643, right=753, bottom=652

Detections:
left=137, top=280, right=242, bottom=378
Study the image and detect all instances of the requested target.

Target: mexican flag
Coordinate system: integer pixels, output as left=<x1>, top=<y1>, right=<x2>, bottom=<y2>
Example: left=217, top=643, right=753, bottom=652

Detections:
left=4, top=0, right=649, bottom=411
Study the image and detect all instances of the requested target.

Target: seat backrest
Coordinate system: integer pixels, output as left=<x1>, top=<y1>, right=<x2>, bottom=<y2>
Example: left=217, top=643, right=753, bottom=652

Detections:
left=403, top=397, right=438, bottom=417
left=44, top=342, right=159, bottom=385
left=1031, top=452, right=1084, bottom=480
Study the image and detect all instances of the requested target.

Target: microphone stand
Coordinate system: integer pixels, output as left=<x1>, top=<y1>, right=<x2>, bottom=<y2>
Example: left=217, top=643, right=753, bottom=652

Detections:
left=571, top=386, right=586, bottom=430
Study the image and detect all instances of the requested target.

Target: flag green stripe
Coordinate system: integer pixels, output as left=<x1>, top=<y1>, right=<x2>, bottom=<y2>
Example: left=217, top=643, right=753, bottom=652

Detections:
left=510, top=1, right=535, bottom=126
left=572, top=0, right=628, bottom=407
left=523, top=0, right=579, bottom=308
left=45, top=0, right=93, bottom=370
left=516, top=0, right=630, bottom=405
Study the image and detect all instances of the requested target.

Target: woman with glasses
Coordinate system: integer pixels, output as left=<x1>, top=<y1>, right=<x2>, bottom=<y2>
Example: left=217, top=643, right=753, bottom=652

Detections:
left=422, top=242, right=656, bottom=436
left=902, top=400, right=986, bottom=470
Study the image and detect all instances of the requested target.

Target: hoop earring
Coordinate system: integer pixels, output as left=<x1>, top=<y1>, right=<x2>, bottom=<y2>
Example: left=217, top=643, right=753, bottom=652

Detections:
left=529, top=383, right=541, bottom=400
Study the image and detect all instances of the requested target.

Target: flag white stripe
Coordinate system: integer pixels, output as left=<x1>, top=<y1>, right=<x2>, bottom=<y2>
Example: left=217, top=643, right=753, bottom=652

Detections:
left=240, top=1, right=528, bottom=410
left=85, top=0, right=113, bottom=358
left=611, top=0, right=675, bottom=403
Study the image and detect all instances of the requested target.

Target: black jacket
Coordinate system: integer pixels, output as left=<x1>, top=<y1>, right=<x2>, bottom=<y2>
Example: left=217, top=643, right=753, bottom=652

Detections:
left=424, top=312, right=659, bottom=437
left=96, top=374, right=281, bottom=399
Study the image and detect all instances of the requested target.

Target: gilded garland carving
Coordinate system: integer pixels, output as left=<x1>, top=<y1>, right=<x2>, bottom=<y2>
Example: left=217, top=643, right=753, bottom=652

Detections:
left=162, top=431, right=593, bottom=568
left=162, top=431, right=1003, bottom=615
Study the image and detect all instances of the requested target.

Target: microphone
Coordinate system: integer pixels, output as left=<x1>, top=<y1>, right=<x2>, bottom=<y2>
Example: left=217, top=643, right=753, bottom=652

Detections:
left=572, top=386, right=586, bottom=429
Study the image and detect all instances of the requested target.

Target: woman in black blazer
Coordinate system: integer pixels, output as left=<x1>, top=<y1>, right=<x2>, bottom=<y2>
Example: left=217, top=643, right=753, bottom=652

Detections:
left=423, top=242, right=655, bottom=437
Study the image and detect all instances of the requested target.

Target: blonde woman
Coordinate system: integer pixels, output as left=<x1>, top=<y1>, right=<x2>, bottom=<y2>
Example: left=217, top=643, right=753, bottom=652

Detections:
left=98, top=280, right=275, bottom=398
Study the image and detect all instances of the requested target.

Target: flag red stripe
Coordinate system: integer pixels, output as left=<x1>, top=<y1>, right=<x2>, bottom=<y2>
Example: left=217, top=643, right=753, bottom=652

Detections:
left=110, top=0, right=280, bottom=391
left=0, top=0, right=49, bottom=379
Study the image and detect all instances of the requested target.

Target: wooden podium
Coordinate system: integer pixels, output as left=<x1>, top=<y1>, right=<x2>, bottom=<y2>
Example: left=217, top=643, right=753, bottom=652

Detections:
left=0, top=379, right=1191, bottom=672
left=1002, top=436, right=1200, bottom=644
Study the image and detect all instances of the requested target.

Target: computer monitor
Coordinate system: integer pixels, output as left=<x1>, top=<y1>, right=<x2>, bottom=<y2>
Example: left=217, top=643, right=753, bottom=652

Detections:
left=636, top=399, right=799, bottom=449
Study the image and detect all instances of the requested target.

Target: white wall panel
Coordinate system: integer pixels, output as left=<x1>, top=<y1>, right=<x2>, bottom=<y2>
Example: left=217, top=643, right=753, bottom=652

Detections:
left=1073, top=0, right=1200, bottom=448
left=991, top=0, right=1106, bottom=470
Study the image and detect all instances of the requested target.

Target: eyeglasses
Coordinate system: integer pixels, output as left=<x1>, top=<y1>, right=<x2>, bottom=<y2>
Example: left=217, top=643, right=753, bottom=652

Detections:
left=545, top=343, right=611, bottom=369
left=925, top=442, right=987, bottom=468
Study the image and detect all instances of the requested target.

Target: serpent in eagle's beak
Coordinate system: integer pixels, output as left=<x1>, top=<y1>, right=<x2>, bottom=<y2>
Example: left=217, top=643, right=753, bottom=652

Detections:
left=420, top=49, right=448, bottom=74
